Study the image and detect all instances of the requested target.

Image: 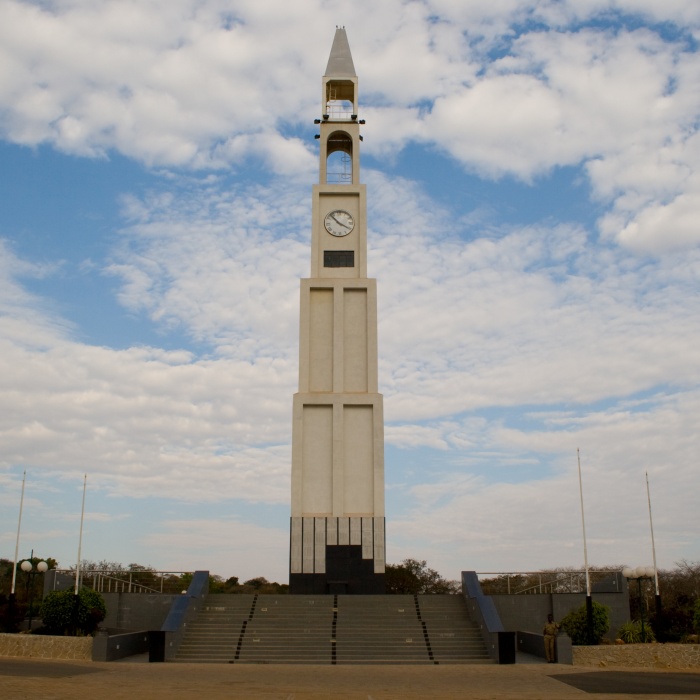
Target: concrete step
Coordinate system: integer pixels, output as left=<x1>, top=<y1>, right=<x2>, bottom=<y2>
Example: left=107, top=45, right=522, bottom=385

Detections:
left=174, top=594, right=492, bottom=664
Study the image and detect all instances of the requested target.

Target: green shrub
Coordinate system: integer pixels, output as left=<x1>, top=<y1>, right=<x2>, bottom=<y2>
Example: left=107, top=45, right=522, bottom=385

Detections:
left=560, top=600, right=610, bottom=645
left=694, top=599, right=700, bottom=634
left=39, top=588, right=106, bottom=636
left=617, top=620, right=656, bottom=643
left=617, top=620, right=636, bottom=643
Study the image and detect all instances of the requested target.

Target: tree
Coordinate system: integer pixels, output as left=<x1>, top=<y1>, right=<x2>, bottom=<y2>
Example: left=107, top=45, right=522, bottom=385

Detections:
left=560, top=601, right=610, bottom=645
left=39, top=588, right=106, bottom=636
left=244, top=577, right=268, bottom=590
left=385, top=559, right=459, bottom=595
left=650, top=560, right=700, bottom=641
left=205, top=575, right=288, bottom=595
left=239, top=577, right=289, bottom=594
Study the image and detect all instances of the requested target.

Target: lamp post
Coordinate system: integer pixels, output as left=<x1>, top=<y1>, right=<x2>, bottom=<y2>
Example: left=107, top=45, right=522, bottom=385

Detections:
left=622, top=566, right=655, bottom=643
left=20, top=557, right=48, bottom=631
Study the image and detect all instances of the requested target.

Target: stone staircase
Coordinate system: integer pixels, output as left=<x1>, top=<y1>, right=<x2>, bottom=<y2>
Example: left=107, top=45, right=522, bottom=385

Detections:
left=174, top=594, right=491, bottom=664
left=174, top=595, right=254, bottom=663
left=335, top=595, right=429, bottom=664
left=417, top=594, right=491, bottom=664
left=239, top=595, right=334, bottom=663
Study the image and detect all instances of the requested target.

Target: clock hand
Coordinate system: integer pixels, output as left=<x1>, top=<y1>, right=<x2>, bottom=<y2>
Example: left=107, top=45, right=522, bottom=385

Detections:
left=330, top=214, right=351, bottom=229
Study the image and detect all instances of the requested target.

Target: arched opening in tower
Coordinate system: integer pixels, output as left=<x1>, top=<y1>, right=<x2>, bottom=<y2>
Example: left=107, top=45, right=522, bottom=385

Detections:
left=326, top=131, right=353, bottom=184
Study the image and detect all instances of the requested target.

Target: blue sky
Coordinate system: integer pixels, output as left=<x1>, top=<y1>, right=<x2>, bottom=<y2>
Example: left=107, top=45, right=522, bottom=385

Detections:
left=1, top=0, right=699, bottom=583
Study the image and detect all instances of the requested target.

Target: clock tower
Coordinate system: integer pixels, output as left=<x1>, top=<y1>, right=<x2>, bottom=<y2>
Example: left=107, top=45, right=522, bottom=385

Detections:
left=289, top=28, right=385, bottom=594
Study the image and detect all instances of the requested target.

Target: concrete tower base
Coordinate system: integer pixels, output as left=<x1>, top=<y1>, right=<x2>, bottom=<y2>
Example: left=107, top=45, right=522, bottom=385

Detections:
left=290, top=549, right=385, bottom=594
left=289, top=516, right=386, bottom=594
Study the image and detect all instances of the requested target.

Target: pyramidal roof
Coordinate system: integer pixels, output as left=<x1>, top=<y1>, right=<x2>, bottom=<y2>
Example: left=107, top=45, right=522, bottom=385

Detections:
left=325, top=27, right=356, bottom=77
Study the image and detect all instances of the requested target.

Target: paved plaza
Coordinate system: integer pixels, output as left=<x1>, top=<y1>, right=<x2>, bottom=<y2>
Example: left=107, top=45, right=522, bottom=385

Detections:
left=1, top=657, right=699, bottom=699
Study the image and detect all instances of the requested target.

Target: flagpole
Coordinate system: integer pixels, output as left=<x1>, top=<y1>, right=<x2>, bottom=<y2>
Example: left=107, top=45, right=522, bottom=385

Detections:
left=11, top=470, right=27, bottom=595
left=75, top=474, right=87, bottom=595
left=577, top=448, right=594, bottom=643
left=577, top=448, right=591, bottom=596
left=646, top=471, right=659, bottom=595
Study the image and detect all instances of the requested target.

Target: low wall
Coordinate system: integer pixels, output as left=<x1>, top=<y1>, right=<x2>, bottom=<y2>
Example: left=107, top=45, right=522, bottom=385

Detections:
left=574, top=644, right=700, bottom=669
left=92, top=629, right=150, bottom=661
left=0, top=633, right=92, bottom=660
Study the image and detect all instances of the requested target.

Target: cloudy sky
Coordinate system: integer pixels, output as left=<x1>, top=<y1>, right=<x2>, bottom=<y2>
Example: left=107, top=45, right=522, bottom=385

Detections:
left=1, top=0, right=699, bottom=584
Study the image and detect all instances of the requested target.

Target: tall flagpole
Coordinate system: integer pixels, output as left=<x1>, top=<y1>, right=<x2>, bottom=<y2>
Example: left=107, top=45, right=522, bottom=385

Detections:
left=577, top=448, right=591, bottom=596
left=646, top=471, right=660, bottom=595
left=75, top=474, right=87, bottom=595
left=11, top=470, right=27, bottom=595
left=577, top=448, right=594, bottom=643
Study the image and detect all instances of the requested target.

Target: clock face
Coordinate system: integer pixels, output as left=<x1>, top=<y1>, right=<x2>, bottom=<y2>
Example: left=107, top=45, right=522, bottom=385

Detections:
left=324, top=209, right=354, bottom=237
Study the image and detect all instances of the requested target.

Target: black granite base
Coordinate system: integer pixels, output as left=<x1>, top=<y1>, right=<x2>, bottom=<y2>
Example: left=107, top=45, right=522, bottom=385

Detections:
left=289, top=544, right=385, bottom=594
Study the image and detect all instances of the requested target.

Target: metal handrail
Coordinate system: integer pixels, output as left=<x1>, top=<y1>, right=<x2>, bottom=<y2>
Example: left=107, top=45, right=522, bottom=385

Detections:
left=476, top=570, right=615, bottom=594
left=93, top=573, right=161, bottom=594
left=51, top=569, right=192, bottom=594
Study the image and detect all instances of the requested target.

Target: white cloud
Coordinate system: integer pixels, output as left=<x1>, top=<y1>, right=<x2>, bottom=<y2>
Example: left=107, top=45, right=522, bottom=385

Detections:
left=424, top=26, right=697, bottom=178
left=0, top=241, right=74, bottom=346
left=385, top=423, right=451, bottom=451
left=0, top=339, right=294, bottom=499
left=107, top=179, right=309, bottom=354
left=0, top=0, right=324, bottom=165
left=616, top=190, right=700, bottom=251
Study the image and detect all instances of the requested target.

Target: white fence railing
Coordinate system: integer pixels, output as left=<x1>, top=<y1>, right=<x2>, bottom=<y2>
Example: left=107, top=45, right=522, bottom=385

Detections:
left=476, top=570, right=619, bottom=595
left=51, top=569, right=192, bottom=594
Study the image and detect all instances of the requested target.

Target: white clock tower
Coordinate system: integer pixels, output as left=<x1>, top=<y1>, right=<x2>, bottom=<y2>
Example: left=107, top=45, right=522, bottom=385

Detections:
left=289, top=28, right=385, bottom=594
